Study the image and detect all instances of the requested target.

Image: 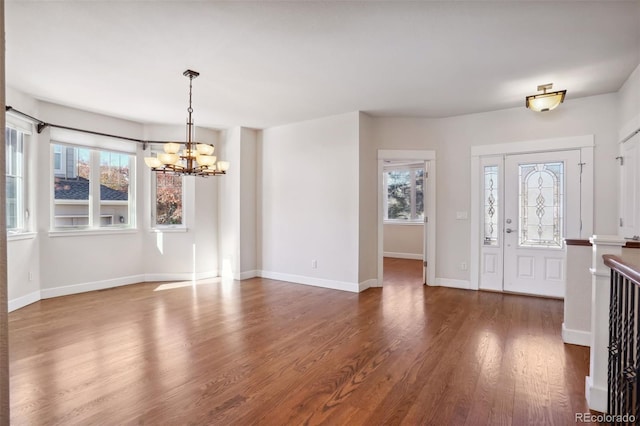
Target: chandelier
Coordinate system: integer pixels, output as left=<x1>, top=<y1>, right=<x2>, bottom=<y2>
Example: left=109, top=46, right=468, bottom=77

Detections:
left=144, top=70, right=229, bottom=176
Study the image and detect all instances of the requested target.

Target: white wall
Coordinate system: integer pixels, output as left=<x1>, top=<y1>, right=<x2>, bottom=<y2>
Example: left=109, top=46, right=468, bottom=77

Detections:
left=218, top=126, right=258, bottom=280
left=193, top=171, right=220, bottom=279
left=37, top=102, right=146, bottom=294
left=4, top=93, right=222, bottom=308
left=6, top=87, right=42, bottom=308
left=618, top=63, right=640, bottom=139
left=239, top=128, right=258, bottom=276
left=371, top=93, right=619, bottom=283
left=259, top=112, right=361, bottom=291
left=383, top=224, right=423, bottom=258
left=142, top=124, right=220, bottom=280
left=358, top=112, right=377, bottom=287
left=219, top=127, right=241, bottom=279
left=563, top=244, right=592, bottom=346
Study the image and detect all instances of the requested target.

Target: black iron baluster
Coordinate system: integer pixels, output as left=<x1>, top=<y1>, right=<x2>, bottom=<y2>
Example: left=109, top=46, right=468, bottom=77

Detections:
left=608, top=268, right=640, bottom=425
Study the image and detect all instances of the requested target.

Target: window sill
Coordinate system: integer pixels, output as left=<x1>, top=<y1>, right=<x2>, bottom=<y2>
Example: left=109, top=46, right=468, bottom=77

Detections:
left=150, top=227, right=188, bottom=233
left=383, top=221, right=424, bottom=226
left=48, top=228, right=138, bottom=238
left=7, top=232, right=37, bottom=242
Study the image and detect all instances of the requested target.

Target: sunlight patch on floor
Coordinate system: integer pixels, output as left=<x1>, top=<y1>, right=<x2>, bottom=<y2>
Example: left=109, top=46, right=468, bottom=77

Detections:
left=153, top=276, right=226, bottom=291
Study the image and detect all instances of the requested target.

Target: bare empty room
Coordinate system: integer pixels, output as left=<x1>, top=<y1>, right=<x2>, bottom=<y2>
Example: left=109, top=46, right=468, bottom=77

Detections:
left=1, top=1, right=640, bottom=424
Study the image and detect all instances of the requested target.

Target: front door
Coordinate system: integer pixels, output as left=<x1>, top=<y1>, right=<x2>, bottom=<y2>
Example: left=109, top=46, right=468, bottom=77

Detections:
left=503, top=150, right=581, bottom=297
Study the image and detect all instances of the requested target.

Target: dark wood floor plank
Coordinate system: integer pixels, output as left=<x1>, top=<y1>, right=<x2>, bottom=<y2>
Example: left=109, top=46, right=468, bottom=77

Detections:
left=8, top=259, right=592, bottom=425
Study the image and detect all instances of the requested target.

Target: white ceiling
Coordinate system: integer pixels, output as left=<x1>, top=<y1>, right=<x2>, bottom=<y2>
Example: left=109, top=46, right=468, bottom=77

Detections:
left=5, top=1, right=640, bottom=129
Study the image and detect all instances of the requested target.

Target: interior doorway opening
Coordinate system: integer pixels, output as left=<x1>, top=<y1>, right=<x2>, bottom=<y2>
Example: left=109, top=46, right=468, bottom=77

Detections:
left=377, top=150, right=436, bottom=287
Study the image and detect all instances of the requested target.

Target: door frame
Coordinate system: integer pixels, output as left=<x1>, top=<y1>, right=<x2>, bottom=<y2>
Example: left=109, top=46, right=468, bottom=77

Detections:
left=470, top=135, right=594, bottom=291
left=377, top=150, right=436, bottom=287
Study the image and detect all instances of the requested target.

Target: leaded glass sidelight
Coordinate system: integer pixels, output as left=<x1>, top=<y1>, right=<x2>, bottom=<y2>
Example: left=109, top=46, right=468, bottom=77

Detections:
left=518, top=162, right=564, bottom=247
left=483, top=166, right=499, bottom=246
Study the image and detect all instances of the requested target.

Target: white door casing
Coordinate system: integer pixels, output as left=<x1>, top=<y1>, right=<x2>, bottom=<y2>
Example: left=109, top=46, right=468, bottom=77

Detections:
left=471, top=135, right=594, bottom=294
left=422, top=160, right=428, bottom=284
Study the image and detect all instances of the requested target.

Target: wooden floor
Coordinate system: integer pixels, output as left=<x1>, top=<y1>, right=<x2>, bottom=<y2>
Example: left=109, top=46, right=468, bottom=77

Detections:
left=383, top=257, right=423, bottom=286
left=8, top=260, right=592, bottom=425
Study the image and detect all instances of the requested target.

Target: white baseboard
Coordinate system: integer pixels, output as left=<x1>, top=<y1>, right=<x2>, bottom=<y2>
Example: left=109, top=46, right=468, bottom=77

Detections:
left=562, top=323, right=591, bottom=347
left=359, top=278, right=377, bottom=292
left=237, top=270, right=258, bottom=280
left=144, top=271, right=217, bottom=282
left=383, top=252, right=423, bottom=260
left=585, top=375, right=608, bottom=413
left=8, top=290, right=42, bottom=312
left=479, top=281, right=503, bottom=292
left=433, top=277, right=472, bottom=290
left=41, top=274, right=146, bottom=299
left=258, top=270, right=359, bottom=293
left=40, top=271, right=218, bottom=300
left=13, top=268, right=359, bottom=312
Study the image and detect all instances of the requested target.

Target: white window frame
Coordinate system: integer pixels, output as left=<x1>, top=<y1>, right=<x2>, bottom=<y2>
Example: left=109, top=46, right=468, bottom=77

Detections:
left=5, top=113, right=32, bottom=236
left=383, top=163, right=425, bottom=224
left=50, top=132, right=137, bottom=233
left=151, top=172, right=186, bottom=230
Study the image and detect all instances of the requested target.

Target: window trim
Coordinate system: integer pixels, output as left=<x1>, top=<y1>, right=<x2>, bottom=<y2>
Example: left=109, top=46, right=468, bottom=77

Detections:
left=48, top=228, right=138, bottom=238
left=7, top=232, right=37, bottom=242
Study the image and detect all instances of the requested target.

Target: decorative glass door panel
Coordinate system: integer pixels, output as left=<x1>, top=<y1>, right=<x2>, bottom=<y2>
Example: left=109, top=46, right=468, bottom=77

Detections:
left=518, top=162, right=564, bottom=248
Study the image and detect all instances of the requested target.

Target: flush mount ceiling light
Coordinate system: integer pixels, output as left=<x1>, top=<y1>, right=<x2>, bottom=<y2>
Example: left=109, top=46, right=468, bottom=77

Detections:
left=525, top=83, right=566, bottom=112
left=144, top=70, right=229, bottom=176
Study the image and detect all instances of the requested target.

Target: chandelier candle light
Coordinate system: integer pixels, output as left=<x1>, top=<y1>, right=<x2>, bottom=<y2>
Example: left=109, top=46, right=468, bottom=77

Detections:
left=144, top=70, right=229, bottom=176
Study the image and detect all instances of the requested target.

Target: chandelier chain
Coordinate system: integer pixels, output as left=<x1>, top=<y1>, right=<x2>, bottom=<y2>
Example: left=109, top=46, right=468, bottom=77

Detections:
left=188, top=75, right=194, bottom=116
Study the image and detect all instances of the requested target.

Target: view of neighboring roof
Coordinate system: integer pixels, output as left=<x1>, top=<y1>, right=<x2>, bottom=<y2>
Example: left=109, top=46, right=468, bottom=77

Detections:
left=54, top=177, right=128, bottom=201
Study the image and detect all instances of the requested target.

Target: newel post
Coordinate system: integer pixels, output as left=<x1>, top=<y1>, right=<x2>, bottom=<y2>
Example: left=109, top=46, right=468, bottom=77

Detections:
left=586, top=235, right=626, bottom=412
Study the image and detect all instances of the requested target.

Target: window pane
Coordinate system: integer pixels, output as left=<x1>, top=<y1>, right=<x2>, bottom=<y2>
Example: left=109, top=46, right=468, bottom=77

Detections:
left=518, top=162, right=564, bottom=248
left=53, top=145, right=90, bottom=228
left=6, top=127, right=15, bottom=176
left=6, top=176, right=18, bottom=230
left=386, top=170, right=411, bottom=220
left=483, top=165, right=499, bottom=246
left=415, top=168, right=424, bottom=220
left=99, top=151, right=130, bottom=227
left=156, top=174, right=182, bottom=225
left=6, top=128, right=24, bottom=230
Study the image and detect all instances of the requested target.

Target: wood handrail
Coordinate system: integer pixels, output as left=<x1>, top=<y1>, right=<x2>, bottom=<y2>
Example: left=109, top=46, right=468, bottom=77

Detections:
left=565, top=239, right=592, bottom=246
left=603, top=254, right=640, bottom=287
left=564, top=239, right=640, bottom=248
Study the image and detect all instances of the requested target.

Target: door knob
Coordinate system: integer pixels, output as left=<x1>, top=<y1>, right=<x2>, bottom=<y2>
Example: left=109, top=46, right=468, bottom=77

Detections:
left=506, top=228, right=518, bottom=234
